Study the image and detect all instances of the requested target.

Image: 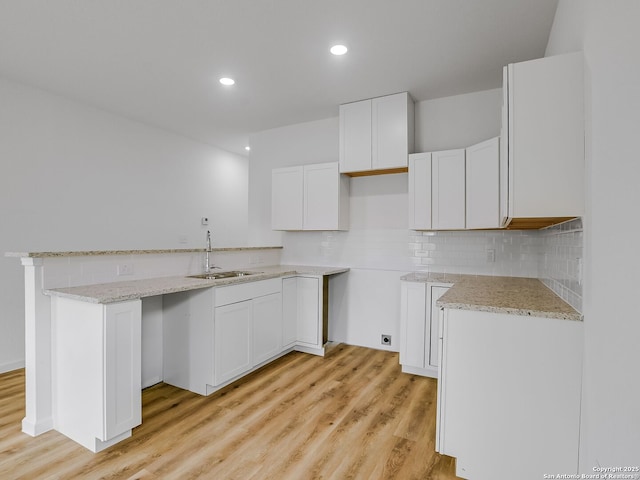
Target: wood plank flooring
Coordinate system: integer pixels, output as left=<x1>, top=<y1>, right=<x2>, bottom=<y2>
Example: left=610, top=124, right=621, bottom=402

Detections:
left=0, top=344, right=460, bottom=479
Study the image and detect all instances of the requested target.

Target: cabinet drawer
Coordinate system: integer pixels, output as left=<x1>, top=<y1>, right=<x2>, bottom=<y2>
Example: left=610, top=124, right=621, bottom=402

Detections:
left=215, top=278, right=281, bottom=307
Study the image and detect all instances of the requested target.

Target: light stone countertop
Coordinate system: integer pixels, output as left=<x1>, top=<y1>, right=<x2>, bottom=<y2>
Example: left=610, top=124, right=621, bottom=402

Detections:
left=45, top=265, right=349, bottom=304
left=5, top=246, right=283, bottom=258
left=400, top=272, right=476, bottom=285
left=402, top=273, right=582, bottom=321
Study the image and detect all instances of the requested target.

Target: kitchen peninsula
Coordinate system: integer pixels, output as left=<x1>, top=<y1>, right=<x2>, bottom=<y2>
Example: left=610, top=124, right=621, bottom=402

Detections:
left=7, top=247, right=348, bottom=452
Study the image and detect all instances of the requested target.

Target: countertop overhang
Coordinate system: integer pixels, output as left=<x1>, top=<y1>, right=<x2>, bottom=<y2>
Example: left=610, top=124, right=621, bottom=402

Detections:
left=45, top=265, right=349, bottom=304
left=401, top=273, right=582, bottom=321
left=5, top=246, right=283, bottom=258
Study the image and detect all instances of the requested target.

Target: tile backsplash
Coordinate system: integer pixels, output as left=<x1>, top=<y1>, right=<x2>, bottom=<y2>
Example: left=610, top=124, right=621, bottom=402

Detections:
left=409, top=229, right=541, bottom=277
left=282, top=218, right=583, bottom=313
left=539, top=217, right=583, bottom=312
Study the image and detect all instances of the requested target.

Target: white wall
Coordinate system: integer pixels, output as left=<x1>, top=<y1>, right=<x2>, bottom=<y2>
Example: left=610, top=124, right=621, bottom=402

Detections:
left=546, top=0, right=640, bottom=468
left=415, top=88, right=502, bottom=152
left=0, top=77, right=249, bottom=372
left=248, top=90, right=504, bottom=351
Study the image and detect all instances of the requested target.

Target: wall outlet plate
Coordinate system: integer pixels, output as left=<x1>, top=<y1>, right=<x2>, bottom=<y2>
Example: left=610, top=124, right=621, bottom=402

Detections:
left=117, top=263, right=134, bottom=276
left=381, top=334, right=392, bottom=346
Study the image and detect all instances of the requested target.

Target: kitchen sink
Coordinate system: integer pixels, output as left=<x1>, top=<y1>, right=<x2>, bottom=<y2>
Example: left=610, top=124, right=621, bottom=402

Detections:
left=188, top=271, right=262, bottom=280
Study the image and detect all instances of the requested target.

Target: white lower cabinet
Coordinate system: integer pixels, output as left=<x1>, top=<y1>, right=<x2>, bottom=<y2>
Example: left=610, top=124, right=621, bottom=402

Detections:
left=437, top=308, right=583, bottom=479
left=163, top=276, right=325, bottom=396
left=213, top=280, right=283, bottom=387
left=399, top=281, right=451, bottom=377
left=52, top=297, right=142, bottom=453
left=163, top=279, right=285, bottom=394
left=282, top=275, right=324, bottom=352
left=213, top=291, right=282, bottom=385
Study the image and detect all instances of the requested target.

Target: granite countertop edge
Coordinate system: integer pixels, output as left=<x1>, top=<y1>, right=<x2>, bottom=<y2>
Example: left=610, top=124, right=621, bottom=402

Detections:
left=45, top=265, right=349, bottom=304
left=401, top=272, right=583, bottom=322
left=5, top=246, right=283, bottom=258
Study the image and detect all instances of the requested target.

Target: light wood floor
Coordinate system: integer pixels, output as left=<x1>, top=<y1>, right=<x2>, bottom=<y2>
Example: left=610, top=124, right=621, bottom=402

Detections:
left=0, top=344, right=460, bottom=479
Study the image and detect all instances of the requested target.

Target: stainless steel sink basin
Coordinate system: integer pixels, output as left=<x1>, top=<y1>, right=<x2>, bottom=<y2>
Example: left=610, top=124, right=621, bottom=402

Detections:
left=188, top=271, right=262, bottom=280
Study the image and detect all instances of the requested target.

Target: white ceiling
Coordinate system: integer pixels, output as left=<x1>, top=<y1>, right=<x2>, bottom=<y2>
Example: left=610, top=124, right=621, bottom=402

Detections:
left=0, top=0, right=558, bottom=155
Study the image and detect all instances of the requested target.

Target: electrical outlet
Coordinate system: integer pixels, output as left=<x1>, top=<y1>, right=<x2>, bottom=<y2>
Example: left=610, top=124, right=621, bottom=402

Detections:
left=117, top=263, right=134, bottom=276
left=381, top=334, right=392, bottom=346
left=201, top=217, right=209, bottom=225
left=486, top=248, right=496, bottom=263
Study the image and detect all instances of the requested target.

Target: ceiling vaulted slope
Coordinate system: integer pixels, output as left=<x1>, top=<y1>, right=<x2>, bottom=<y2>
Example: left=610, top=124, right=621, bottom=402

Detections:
left=0, top=0, right=558, bottom=155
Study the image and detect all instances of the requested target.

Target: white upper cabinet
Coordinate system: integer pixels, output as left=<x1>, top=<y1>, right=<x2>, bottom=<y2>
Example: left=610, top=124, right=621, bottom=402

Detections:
left=432, top=149, right=466, bottom=230
left=466, top=137, right=500, bottom=229
left=272, top=162, right=349, bottom=231
left=502, top=52, right=584, bottom=227
left=410, top=140, right=499, bottom=231
left=340, top=92, right=414, bottom=175
left=408, top=152, right=432, bottom=230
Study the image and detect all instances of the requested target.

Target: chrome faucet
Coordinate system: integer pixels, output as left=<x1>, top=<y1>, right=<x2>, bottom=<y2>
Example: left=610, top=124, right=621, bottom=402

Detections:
left=204, top=230, right=217, bottom=273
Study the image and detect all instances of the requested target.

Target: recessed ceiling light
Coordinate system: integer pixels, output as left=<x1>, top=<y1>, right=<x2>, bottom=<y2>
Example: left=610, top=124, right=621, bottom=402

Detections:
left=330, top=44, right=348, bottom=56
left=219, top=77, right=235, bottom=86
left=245, top=146, right=251, bottom=152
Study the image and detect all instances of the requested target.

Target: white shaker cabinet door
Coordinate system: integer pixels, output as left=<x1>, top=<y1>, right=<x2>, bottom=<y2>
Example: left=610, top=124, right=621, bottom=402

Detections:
left=408, top=152, right=432, bottom=230
left=214, top=300, right=252, bottom=385
left=399, top=281, right=427, bottom=369
left=252, top=292, right=283, bottom=366
left=304, top=163, right=342, bottom=230
left=103, top=301, right=142, bottom=441
left=296, top=276, right=320, bottom=347
left=372, top=92, right=412, bottom=170
left=427, top=285, right=450, bottom=369
left=432, top=149, right=466, bottom=230
left=339, top=99, right=372, bottom=173
left=466, top=137, right=500, bottom=229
